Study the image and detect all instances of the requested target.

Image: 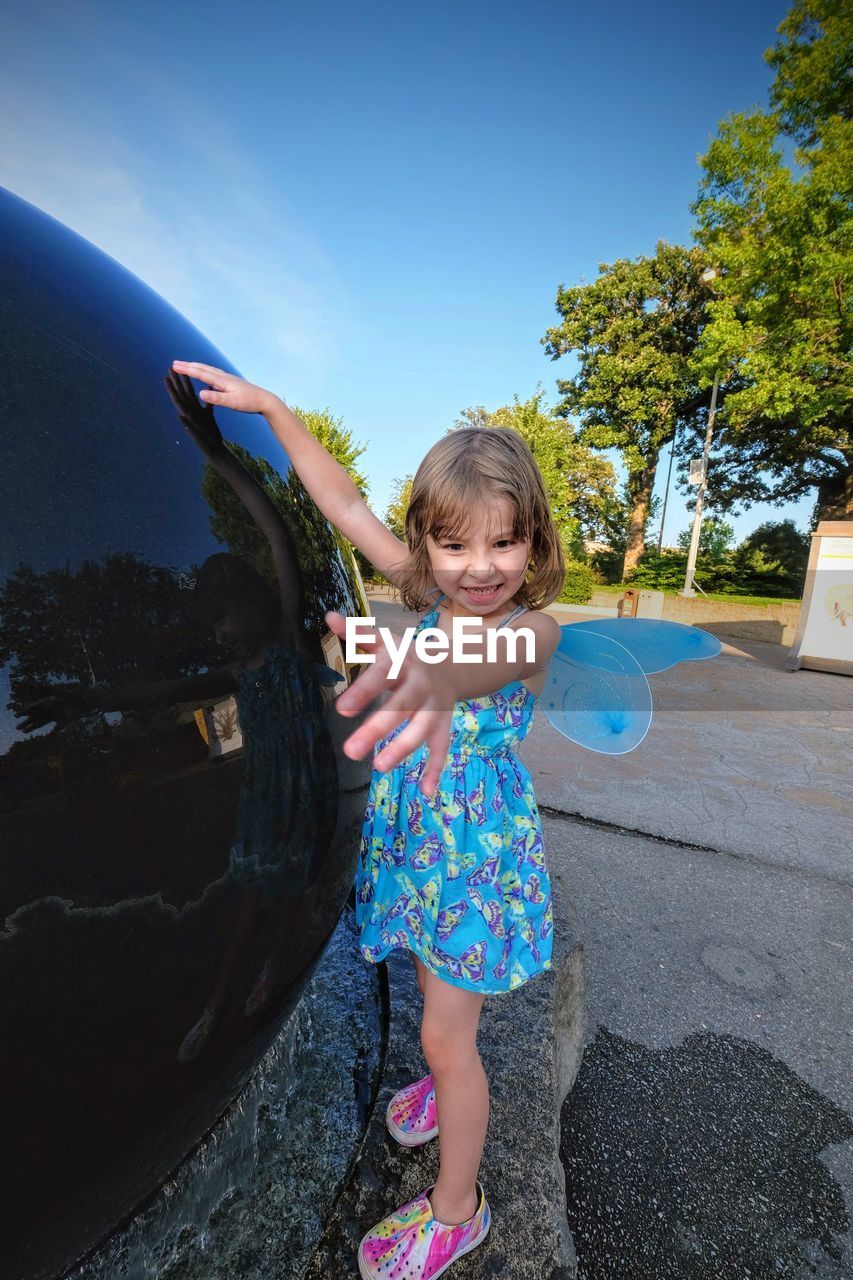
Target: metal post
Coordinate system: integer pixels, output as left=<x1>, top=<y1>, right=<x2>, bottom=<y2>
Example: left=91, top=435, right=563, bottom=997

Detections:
left=681, top=371, right=720, bottom=597
left=657, top=430, right=678, bottom=554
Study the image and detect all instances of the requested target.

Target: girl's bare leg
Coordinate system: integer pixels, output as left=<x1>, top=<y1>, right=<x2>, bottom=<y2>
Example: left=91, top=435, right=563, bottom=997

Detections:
left=420, top=968, right=488, bottom=1226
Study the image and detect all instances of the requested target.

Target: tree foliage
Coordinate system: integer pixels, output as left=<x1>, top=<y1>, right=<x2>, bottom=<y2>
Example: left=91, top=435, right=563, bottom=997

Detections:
left=200, top=443, right=356, bottom=631
left=738, top=518, right=811, bottom=575
left=384, top=474, right=414, bottom=542
left=542, top=241, right=709, bottom=574
left=692, top=0, right=852, bottom=518
left=676, top=515, right=736, bottom=563
left=289, top=405, right=370, bottom=501
left=289, top=404, right=372, bottom=580
left=630, top=518, right=809, bottom=597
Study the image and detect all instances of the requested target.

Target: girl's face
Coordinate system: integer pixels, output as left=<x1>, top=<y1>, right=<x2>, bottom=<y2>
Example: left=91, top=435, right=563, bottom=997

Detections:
left=212, top=607, right=265, bottom=659
left=425, top=496, right=531, bottom=618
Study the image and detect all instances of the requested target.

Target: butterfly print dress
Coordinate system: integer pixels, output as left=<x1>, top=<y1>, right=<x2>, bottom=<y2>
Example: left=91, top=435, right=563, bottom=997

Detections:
left=354, top=595, right=554, bottom=994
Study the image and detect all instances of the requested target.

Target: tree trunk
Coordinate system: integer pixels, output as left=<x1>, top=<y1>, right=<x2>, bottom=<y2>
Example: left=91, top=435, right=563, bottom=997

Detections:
left=622, top=461, right=658, bottom=579
left=816, top=462, right=853, bottom=521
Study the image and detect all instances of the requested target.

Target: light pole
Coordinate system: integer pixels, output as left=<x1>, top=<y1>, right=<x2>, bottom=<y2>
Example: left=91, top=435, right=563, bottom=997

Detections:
left=681, top=266, right=721, bottom=598
left=681, top=371, right=720, bottom=596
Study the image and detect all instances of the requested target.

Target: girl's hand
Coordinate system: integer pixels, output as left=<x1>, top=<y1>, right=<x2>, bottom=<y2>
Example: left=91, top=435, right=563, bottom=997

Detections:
left=164, top=370, right=225, bottom=456
left=171, top=361, right=279, bottom=417
left=324, top=611, right=452, bottom=799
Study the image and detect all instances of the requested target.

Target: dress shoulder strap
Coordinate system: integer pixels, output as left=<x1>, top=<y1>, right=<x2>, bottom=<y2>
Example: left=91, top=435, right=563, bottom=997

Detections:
left=498, top=603, right=529, bottom=627
left=417, top=589, right=446, bottom=627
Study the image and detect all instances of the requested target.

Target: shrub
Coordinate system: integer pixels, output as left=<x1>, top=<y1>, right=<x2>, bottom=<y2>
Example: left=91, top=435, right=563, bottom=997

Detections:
left=558, top=559, right=596, bottom=604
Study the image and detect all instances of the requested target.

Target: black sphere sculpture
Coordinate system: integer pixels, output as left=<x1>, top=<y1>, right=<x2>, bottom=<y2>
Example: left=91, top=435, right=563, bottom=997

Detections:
left=0, top=187, right=369, bottom=1279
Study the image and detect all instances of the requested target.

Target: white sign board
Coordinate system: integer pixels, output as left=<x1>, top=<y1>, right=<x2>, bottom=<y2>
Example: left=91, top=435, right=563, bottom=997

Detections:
left=688, top=458, right=704, bottom=485
left=787, top=521, right=853, bottom=675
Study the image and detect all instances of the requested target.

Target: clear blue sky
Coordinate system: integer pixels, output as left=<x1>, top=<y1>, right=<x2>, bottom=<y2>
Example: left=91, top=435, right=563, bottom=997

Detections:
left=0, top=0, right=810, bottom=544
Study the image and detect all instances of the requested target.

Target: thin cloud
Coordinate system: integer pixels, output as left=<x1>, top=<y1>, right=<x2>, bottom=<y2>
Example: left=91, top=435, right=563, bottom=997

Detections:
left=0, top=87, right=348, bottom=372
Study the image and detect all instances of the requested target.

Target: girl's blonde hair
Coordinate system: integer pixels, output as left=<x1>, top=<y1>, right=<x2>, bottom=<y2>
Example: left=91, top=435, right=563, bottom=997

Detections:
left=393, top=427, right=565, bottom=613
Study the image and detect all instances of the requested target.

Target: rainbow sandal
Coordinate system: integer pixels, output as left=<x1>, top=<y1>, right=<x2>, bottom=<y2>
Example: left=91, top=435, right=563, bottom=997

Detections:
left=385, top=1073, right=439, bottom=1147
left=357, top=1183, right=490, bottom=1280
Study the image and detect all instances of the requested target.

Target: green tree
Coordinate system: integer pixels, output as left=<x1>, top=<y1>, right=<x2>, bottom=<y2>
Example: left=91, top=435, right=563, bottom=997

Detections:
left=289, top=404, right=373, bottom=580
left=737, top=519, right=810, bottom=576
left=543, top=242, right=709, bottom=576
left=692, top=0, right=852, bottom=519
left=385, top=474, right=414, bottom=540
left=676, top=515, right=736, bottom=562
left=289, top=406, right=370, bottom=501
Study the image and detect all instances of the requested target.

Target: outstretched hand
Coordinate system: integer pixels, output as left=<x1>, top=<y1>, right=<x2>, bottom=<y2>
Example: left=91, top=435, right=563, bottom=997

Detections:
left=170, top=361, right=279, bottom=417
left=325, top=611, right=452, bottom=799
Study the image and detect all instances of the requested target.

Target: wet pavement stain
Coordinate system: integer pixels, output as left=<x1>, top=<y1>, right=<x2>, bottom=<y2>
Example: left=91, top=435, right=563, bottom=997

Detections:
left=561, top=1028, right=853, bottom=1280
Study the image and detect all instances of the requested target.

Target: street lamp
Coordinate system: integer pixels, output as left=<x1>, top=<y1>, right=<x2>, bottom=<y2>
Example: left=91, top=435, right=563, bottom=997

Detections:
left=681, top=267, right=721, bottom=597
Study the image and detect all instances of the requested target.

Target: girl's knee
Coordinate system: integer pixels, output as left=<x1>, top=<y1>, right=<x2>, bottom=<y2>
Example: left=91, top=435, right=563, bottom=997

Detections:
left=420, top=1018, right=479, bottom=1073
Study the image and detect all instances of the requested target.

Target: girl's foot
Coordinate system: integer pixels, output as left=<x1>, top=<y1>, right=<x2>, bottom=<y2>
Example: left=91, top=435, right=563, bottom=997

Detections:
left=385, top=1072, right=439, bottom=1147
left=357, top=1183, right=490, bottom=1280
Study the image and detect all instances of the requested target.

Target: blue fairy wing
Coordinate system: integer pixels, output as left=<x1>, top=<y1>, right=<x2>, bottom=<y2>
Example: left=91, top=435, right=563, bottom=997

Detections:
left=541, top=627, right=653, bottom=755
left=568, top=618, right=722, bottom=674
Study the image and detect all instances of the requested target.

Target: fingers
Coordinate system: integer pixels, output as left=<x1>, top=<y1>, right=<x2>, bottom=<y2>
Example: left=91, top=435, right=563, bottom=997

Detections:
left=335, top=657, right=388, bottom=718
left=419, top=726, right=452, bottom=798
left=343, top=687, right=418, bottom=759
left=171, top=361, right=232, bottom=391
left=372, top=709, right=434, bottom=770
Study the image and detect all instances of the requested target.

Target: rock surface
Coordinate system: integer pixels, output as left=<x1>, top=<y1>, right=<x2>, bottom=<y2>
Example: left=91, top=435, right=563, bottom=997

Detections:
left=69, top=908, right=382, bottom=1280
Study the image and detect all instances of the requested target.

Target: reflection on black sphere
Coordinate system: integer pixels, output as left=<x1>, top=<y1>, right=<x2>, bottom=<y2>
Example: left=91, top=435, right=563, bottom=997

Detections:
left=0, top=187, right=368, bottom=1280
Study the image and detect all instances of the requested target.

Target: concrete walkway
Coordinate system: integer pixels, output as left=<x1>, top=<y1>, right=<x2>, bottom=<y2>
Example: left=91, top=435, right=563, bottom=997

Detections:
left=528, top=630, right=853, bottom=886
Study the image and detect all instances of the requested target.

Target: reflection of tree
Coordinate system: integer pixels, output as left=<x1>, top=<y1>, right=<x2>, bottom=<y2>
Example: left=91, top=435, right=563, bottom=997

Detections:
left=0, top=554, right=214, bottom=719
left=200, top=443, right=355, bottom=632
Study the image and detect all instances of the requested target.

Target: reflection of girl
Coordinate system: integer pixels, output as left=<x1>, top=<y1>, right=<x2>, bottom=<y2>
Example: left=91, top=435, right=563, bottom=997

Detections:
left=19, top=374, right=342, bottom=1060
left=164, top=373, right=341, bottom=1056
left=192, top=554, right=337, bottom=908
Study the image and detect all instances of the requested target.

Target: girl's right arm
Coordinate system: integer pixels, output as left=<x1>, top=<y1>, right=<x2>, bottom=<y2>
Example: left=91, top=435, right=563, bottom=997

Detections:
left=171, top=362, right=409, bottom=585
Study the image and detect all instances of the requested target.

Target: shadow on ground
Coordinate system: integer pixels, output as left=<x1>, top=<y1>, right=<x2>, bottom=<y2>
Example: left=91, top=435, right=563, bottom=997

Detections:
left=561, top=1028, right=853, bottom=1280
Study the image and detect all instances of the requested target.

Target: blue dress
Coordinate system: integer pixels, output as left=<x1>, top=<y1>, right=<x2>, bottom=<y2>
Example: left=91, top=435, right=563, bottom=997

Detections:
left=355, top=597, right=554, bottom=995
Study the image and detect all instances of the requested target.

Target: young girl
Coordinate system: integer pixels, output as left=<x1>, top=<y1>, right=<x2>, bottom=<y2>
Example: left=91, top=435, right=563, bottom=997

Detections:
left=171, top=360, right=565, bottom=1280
